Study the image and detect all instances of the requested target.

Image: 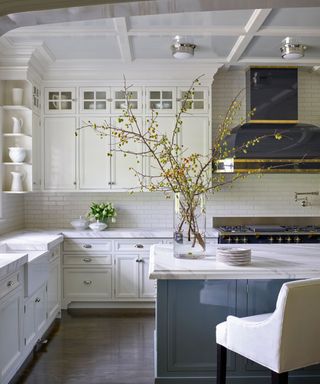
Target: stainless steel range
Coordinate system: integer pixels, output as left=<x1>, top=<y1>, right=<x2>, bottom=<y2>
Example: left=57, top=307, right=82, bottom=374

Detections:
left=213, top=217, right=320, bottom=244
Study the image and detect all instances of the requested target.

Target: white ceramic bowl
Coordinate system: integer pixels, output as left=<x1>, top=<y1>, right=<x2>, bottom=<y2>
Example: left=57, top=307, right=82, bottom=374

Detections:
left=70, top=217, right=89, bottom=230
left=89, top=221, right=107, bottom=231
left=8, top=147, right=26, bottom=163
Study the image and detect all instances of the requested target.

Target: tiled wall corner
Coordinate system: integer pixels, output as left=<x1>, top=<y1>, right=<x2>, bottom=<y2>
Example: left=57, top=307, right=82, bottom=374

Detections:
left=0, top=194, right=25, bottom=234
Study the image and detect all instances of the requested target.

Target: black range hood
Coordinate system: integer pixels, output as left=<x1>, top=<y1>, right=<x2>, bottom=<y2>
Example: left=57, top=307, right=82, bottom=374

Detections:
left=217, top=67, right=320, bottom=173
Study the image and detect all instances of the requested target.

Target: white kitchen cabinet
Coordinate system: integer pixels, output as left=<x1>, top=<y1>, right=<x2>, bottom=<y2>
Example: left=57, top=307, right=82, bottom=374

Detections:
left=63, top=268, right=112, bottom=301
left=45, top=88, right=76, bottom=114
left=32, top=113, right=41, bottom=190
left=146, top=87, right=176, bottom=114
left=0, top=272, right=24, bottom=384
left=140, top=255, right=156, bottom=298
left=78, top=116, right=110, bottom=190
left=110, top=117, right=143, bottom=190
left=111, top=87, right=142, bottom=115
left=47, top=251, right=61, bottom=320
left=79, top=88, right=111, bottom=114
left=23, top=283, right=47, bottom=349
left=44, top=117, right=77, bottom=190
left=177, top=86, right=209, bottom=114
left=114, top=254, right=139, bottom=299
left=179, top=116, right=211, bottom=158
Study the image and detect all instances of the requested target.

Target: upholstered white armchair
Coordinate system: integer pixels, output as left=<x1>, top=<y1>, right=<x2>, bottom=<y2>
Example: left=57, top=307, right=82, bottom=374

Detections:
left=216, top=278, right=320, bottom=384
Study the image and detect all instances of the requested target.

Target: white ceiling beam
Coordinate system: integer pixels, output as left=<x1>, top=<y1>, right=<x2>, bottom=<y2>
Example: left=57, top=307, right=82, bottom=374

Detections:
left=113, top=17, right=132, bottom=63
left=257, top=26, right=320, bottom=37
left=128, top=26, right=244, bottom=37
left=238, top=57, right=320, bottom=65
left=226, top=8, right=272, bottom=66
left=8, top=28, right=117, bottom=37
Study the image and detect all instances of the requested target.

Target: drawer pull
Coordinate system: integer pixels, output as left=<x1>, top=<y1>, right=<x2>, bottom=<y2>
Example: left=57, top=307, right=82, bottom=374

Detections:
left=82, top=244, right=92, bottom=249
left=135, top=259, right=140, bottom=262
left=6, top=280, right=15, bottom=288
left=135, top=244, right=144, bottom=249
left=83, top=257, right=92, bottom=263
left=35, top=297, right=41, bottom=303
left=83, top=280, right=92, bottom=285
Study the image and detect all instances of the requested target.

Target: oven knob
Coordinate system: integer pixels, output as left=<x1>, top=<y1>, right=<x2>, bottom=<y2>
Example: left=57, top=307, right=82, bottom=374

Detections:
left=235, top=237, right=239, bottom=243
left=294, top=236, right=301, bottom=243
left=277, top=236, right=283, bottom=243
left=243, top=237, right=248, bottom=243
left=286, top=236, right=292, bottom=243
left=269, top=236, right=274, bottom=243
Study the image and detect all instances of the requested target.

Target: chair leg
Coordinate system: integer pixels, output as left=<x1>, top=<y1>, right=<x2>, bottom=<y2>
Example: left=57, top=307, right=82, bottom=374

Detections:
left=271, top=371, right=288, bottom=384
left=216, top=344, right=227, bottom=384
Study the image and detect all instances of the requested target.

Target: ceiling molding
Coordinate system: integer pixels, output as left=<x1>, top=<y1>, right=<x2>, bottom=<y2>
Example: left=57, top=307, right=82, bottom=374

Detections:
left=238, top=57, right=320, bottom=65
left=7, top=27, right=117, bottom=37
left=127, top=26, right=244, bottom=37
left=113, top=17, right=133, bottom=62
left=257, top=26, right=320, bottom=37
left=226, top=8, right=272, bottom=67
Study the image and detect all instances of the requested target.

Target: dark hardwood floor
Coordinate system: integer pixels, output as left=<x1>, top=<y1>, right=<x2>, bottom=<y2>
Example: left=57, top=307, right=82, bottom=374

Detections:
left=17, top=310, right=155, bottom=384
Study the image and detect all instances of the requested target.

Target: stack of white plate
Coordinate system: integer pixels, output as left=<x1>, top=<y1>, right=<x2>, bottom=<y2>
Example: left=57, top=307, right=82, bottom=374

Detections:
left=216, top=247, right=251, bottom=266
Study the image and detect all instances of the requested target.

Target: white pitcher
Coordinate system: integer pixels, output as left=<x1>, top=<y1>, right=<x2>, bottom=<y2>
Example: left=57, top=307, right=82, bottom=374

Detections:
left=11, top=117, right=23, bottom=134
left=10, top=171, right=24, bottom=192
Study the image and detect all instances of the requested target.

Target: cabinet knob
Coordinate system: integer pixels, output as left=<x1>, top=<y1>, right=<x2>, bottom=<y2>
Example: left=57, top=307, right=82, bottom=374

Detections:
left=108, top=182, right=116, bottom=185
left=135, top=244, right=144, bottom=249
left=83, top=257, right=92, bottom=263
left=73, top=181, right=77, bottom=186
left=135, top=259, right=140, bottom=262
left=6, top=280, right=15, bottom=287
left=82, top=244, right=92, bottom=249
left=35, top=297, right=41, bottom=303
left=83, top=280, right=92, bottom=285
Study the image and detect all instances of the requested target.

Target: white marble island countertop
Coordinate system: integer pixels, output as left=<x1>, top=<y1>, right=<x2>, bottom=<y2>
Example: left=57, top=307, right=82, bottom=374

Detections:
left=149, top=244, right=320, bottom=280
left=0, top=253, right=28, bottom=280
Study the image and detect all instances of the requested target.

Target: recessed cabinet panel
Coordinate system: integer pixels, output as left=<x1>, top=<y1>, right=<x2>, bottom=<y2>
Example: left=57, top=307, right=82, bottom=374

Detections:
left=114, top=255, right=139, bottom=299
left=44, top=117, right=76, bottom=190
left=179, top=116, right=210, bottom=158
left=110, top=117, right=143, bottom=190
left=63, top=269, right=112, bottom=300
left=78, top=116, right=111, bottom=189
left=140, top=256, right=156, bottom=298
left=47, top=257, right=60, bottom=320
left=45, top=88, right=76, bottom=114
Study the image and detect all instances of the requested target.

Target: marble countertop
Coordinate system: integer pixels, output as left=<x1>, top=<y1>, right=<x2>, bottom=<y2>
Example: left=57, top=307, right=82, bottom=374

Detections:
left=0, top=253, right=28, bottom=280
left=0, top=230, right=63, bottom=251
left=149, top=244, right=320, bottom=280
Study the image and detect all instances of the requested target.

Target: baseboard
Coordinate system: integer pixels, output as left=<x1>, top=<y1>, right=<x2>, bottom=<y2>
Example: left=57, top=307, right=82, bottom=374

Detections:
left=65, top=307, right=155, bottom=317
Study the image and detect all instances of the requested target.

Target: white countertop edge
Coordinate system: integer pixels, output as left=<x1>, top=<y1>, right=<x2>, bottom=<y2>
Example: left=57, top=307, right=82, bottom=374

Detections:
left=0, top=253, right=28, bottom=280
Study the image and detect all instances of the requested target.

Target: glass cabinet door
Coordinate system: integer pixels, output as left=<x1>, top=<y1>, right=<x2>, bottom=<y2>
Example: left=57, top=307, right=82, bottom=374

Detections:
left=146, top=87, right=176, bottom=114
left=111, top=87, right=142, bottom=114
left=177, top=87, right=208, bottom=114
left=45, top=88, right=76, bottom=114
left=80, top=88, right=111, bottom=113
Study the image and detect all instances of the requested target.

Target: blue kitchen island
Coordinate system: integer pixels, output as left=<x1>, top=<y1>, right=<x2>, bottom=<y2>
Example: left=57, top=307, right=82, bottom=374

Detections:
left=149, top=244, right=320, bottom=384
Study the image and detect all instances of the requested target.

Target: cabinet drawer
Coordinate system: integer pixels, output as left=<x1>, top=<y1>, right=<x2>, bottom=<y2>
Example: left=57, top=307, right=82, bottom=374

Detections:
left=63, top=268, right=112, bottom=299
left=0, top=271, right=21, bottom=300
left=115, top=239, right=161, bottom=252
left=63, top=239, right=112, bottom=253
left=63, top=254, right=112, bottom=266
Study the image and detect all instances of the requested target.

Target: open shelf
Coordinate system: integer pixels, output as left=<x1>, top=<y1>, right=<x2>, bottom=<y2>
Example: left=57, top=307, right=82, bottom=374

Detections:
left=2, top=191, right=30, bottom=194
left=3, top=162, right=32, bottom=166
left=3, top=133, right=32, bottom=138
left=2, top=105, right=32, bottom=111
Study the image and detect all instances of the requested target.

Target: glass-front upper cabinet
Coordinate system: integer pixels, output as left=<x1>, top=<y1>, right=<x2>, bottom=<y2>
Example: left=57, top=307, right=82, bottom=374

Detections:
left=45, top=88, right=76, bottom=114
left=111, top=87, right=142, bottom=114
left=177, top=87, right=209, bottom=114
left=145, top=87, right=176, bottom=114
left=79, top=88, right=111, bottom=114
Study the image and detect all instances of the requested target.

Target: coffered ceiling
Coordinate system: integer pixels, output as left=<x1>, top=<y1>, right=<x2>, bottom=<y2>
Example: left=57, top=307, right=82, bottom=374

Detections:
left=1, top=5, right=320, bottom=78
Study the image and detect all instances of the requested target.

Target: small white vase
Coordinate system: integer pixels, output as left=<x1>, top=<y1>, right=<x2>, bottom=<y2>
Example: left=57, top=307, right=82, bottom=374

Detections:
left=10, top=172, right=24, bottom=192
left=12, top=88, right=24, bottom=105
left=12, top=117, right=23, bottom=134
left=8, top=147, right=26, bottom=163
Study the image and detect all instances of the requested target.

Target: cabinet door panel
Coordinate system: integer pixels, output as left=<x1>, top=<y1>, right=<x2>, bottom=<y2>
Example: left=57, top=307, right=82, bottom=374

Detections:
left=180, top=116, right=210, bottom=158
left=24, top=298, right=36, bottom=348
left=140, top=256, right=156, bottom=299
left=44, top=117, right=76, bottom=190
left=111, top=117, right=143, bottom=190
left=115, top=255, right=139, bottom=298
left=79, top=116, right=110, bottom=189
left=47, top=257, right=60, bottom=319
left=0, top=289, right=23, bottom=381
left=32, top=113, right=41, bottom=190
left=34, top=284, right=47, bottom=335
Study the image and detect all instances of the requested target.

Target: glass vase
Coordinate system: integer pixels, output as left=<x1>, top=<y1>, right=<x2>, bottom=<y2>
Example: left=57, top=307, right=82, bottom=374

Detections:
left=173, top=192, right=206, bottom=259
